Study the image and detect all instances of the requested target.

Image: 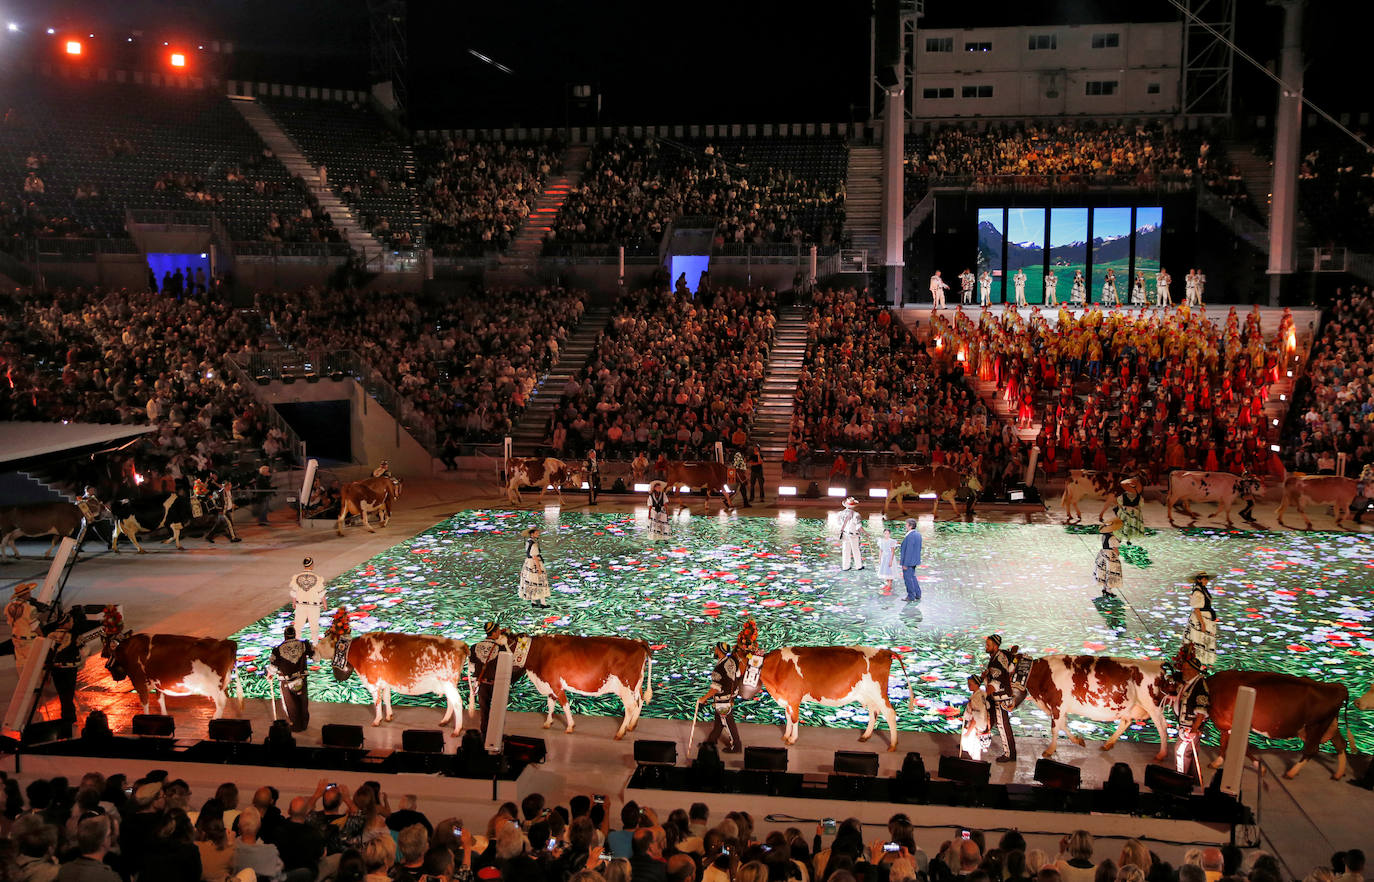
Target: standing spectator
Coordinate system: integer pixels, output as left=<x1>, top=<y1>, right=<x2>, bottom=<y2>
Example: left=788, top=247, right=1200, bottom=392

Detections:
left=252, top=465, right=273, bottom=526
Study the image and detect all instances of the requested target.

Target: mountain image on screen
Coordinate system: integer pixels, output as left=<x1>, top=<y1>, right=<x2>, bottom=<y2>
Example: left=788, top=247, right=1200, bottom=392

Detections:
left=1134, top=224, right=1162, bottom=255
left=1092, top=232, right=1133, bottom=263
left=977, top=220, right=1002, bottom=253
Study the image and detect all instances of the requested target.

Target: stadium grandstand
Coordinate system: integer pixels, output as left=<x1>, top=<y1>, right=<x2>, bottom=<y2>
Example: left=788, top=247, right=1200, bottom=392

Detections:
left=1, top=2, right=1372, bottom=881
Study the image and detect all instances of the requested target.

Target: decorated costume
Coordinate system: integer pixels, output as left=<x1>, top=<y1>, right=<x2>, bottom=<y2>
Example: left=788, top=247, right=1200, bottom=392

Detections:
left=647, top=481, right=671, bottom=538
left=838, top=497, right=864, bottom=570
left=702, top=642, right=743, bottom=752
left=1094, top=519, right=1124, bottom=597
left=979, top=271, right=993, bottom=307
left=1155, top=269, right=1172, bottom=307
left=1044, top=271, right=1058, bottom=306
left=930, top=272, right=950, bottom=308
left=5, top=583, right=39, bottom=670
left=1131, top=272, right=1148, bottom=307
left=1184, top=573, right=1218, bottom=668
left=959, top=269, right=975, bottom=304
left=1101, top=271, right=1119, bottom=306
left=1013, top=269, right=1027, bottom=307
left=271, top=625, right=314, bottom=732
left=518, top=529, right=551, bottom=607
left=1071, top=270, right=1087, bottom=305
left=1115, top=478, right=1146, bottom=542
left=471, top=622, right=507, bottom=739
left=975, top=634, right=1023, bottom=762
left=289, top=558, right=326, bottom=645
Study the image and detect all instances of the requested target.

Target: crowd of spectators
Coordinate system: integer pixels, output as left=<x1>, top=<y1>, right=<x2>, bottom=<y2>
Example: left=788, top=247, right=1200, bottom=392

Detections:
left=789, top=288, right=1025, bottom=494
left=1296, top=128, right=1374, bottom=250
left=257, top=286, right=586, bottom=450
left=1, top=769, right=1364, bottom=882
left=906, top=122, right=1200, bottom=205
left=544, top=286, right=775, bottom=459
left=415, top=138, right=562, bottom=256
left=930, top=303, right=1296, bottom=482
left=549, top=138, right=845, bottom=255
left=0, top=286, right=290, bottom=493
left=1285, top=285, right=1374, bottom=474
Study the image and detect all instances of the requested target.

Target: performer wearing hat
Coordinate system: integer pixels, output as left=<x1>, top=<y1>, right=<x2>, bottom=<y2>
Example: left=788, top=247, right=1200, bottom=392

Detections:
left=289, top=558, right=326, bottom=645
left=1044, top=269, right=1059, bottom=307
left=698, top=642, right=743, bottom=753
left=647, top=480, right=671, bottom=538
left=518, top=527, right=551, bottom=608
left=1184, top=573, right=1218, bottom=668
left=1094, top=519, right=1124, bottom=597
left=1131, top=271, right=1148, bottom=307
left=1071, top=270, right=1087, bottom=306
left=46, top=604, right=91, bottom=723
left=1115, top=477, right=1146, bottom=544
left=974, top=634, right=1020, bottom=763
left=472, top=622, right=507, bottom=739
left=5, top=583, right=39, bottom=670
left=1155, top=268, right=1172, bottom=308
left=1013, top=268, right=1028, bottom=308
left=838, top=497, right=864, bottom=571
left=270, top=624, right=314, bottom=732
left=1169, top=643, right=1211, bottom=776
left=372, top=460, right=392, bottom=478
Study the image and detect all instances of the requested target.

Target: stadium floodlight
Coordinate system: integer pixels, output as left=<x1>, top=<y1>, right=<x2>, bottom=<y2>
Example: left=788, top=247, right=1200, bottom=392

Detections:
left=7, top=23, right=19, bottom=32
left=827, top=486, right=847, bottom=497
left=46, top=27, right=54, bottom=34
left=65, top=40, right=82, bottom=55
left=170, top=52, right=186, bottom=67
left=633, top=483, right=651, bottom=492
left=777, top=486, right=797, bottom=496
left=868, top=487, right=887, bottom=499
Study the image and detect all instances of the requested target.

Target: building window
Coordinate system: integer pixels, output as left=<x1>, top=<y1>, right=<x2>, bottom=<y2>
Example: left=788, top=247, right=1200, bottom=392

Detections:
left=1085, top=80, right=1119, bottom=96
left=1091, top=32, right=1120, bottom=48
left=964, top=41, right=992, bottom=52
left=1028, top=33, right=1057, bottom=51
left=961, top=85, right=994, bottom=98
left=922, top=87, right=955, bottom=99
left=925, top=37, right=953, bottom=52
left=1147, top=82, right=1161, bottom=94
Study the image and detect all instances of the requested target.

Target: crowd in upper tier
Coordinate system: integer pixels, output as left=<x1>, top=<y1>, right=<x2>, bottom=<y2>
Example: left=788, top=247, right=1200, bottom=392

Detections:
left=1, top=769, right=1364, bottom=882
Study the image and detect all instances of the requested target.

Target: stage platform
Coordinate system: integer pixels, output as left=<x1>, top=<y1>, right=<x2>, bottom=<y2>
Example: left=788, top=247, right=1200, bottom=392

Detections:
left=4, top=481, right=1372, bottom=876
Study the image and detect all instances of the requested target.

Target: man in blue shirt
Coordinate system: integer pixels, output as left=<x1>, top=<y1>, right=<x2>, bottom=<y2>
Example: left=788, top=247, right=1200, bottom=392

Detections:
left=899, top=518, right=923, bottom=603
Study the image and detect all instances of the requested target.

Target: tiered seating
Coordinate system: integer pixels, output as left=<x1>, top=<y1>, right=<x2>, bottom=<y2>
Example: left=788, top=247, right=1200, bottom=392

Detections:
left=260, top=96, right=419, bottom=247
left=0, top=75, right=334, bottom=242
left=548, top=136, right=847, bottom=253
left=1285, top=286, right=1374, bottom=473
left=1297, top=128, right=1374, bottom=249
left=412, top=137, right=561, bottom=256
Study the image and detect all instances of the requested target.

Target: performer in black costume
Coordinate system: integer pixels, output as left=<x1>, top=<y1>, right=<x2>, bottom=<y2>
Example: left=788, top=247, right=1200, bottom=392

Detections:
left=972, top=634, right=1020, bottom=763
left=584, top=450, right=601, bottom=505
left=270, top=625, right=314, bottom=732
left=472, top=622, right=508, bottom=740
left=698, top=642, right=743, bottom=753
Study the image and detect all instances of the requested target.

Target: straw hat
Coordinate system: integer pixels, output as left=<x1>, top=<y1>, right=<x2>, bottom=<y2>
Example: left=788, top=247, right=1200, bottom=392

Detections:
left=1100, top=518, right=1123, bottom=533
left=842, top=497, right=859, bottom=509
left=520, top=527, right=541, bottom=538
left=12, top=582, right=36, bottom=600
left=649, top=480, right=667, bottom=491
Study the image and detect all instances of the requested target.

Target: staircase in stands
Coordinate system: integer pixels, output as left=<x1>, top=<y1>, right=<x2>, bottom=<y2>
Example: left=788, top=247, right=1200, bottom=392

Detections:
left=229, top=97, right=385, bottom=258
left=843, top=145, right=883, bottom=262
left=1221, top=143, right=1314, bottom=247
left=507, top=304, right=611, bottom=453
left=750, top=306, right=810, bottom=458
left=488, top=143, right=591, bottom=287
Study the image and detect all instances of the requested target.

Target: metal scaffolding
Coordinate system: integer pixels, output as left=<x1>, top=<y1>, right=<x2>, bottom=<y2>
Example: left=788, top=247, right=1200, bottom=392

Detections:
left=1180, top=0, right=1236, bottom=116
left=368, top=0, right=409, bottom=120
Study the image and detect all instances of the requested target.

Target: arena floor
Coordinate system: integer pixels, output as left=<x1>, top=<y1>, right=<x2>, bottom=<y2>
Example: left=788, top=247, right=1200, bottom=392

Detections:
left=4, top=479, right=1372, bottom=873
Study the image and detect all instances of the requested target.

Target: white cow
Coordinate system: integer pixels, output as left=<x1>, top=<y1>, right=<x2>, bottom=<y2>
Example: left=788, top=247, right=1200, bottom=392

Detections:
left=1166, top=470, right=1261, bottom=526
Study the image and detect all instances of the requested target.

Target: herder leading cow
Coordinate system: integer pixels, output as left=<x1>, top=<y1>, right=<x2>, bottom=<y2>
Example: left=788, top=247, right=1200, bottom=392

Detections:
left=1204, top=669, right=1362, bottom=779
left=336, top=476, right=403, bottom=535
left=1061, top=469, right=1140, bottom=523
left=103, top=632, right=242, bottom=718
left=471, top=629, right=654, bottom=739
left=962, top=655, right=1171, bottom=761
left=1166, top=470, right=1261, bottom=527
left=884, top=465, right=969, bottom=518
left=318, top=625, right=470, bottom=735
left=758, top=646, right=914, bottom=751
left=504, top=458, right=581, bottom=506
left=0, top=500, right=103, bottom=561
left=111, top=494, right=194, bottom=552
left=664, top=461, right=735, bottom=513
left=1275, top=474, right=1360, bottom=530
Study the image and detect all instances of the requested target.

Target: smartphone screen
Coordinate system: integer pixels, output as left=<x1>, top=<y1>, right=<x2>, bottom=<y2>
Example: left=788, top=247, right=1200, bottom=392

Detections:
left=823, top=818, right=837, bottom=834
left=594, top=795, right=605, bottom=804
left=548, top=838, right=558, bottom=850
left=884, top=843, right=901, bottom=853
left=961, top=830, right=971, bottom=841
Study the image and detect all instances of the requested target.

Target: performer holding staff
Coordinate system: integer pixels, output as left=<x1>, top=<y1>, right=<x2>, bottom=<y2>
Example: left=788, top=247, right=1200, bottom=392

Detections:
left=1094, top=518, right=1124, bottom=597
left=838, top=497, right=864, bottom=570
left=698, top=642, right=743, bottom=753
left=270, top=624, right=314, bottom=732
left=647, top=480, right=671, bottom=538
left=518, top=527, right=551, bottom=608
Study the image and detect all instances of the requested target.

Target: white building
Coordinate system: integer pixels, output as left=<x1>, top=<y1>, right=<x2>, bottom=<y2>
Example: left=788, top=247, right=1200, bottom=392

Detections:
left=911, top=22, right=1181, bottom=118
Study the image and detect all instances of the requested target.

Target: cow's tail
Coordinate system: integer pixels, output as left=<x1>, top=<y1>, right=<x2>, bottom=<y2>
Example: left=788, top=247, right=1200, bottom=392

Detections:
left=890, top=650, right=916, bottom=712
left=640, top=651, right=654, bottom=706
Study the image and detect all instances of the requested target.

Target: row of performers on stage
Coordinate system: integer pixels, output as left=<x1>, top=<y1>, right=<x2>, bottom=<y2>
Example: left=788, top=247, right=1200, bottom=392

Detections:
left=929, top=268, right=1207, bottom=309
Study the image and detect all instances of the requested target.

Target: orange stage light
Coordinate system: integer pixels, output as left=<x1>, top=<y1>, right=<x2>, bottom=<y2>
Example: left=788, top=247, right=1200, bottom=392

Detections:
left=170, top=52, right=186, bottom=67
left=65, top=39, right=82, bottom=55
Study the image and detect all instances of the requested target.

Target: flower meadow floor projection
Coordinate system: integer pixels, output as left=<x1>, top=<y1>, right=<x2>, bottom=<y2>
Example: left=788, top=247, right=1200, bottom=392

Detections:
left=232, top=510, right=1374, bottom=751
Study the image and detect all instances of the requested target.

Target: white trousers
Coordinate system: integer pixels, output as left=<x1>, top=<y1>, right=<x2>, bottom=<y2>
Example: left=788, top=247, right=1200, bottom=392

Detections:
left=294, top=603, right=321, bottom=645
left=841, top=534, right=863, bottom=570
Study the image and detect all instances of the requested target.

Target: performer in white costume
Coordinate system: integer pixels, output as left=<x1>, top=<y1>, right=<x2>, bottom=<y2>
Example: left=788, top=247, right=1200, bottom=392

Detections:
left=1044, top=270, right=1058, bottom=306
left=1131, top=271, right=1148, bottom=306
left=1155, top=268, right=1172, bottom=308
left=929, top=271, right=950, bottom=308
left=1071, top=270, right=1087, bottom=305
left=288, top=557, right=326, bottom=645
left=978, top=271, right=993, bottom=306
left=959, top=269, right=975, bottom=304
left=838, top=496, right=864, bottom=570
left=1013, top=268, right=1028, bottom=307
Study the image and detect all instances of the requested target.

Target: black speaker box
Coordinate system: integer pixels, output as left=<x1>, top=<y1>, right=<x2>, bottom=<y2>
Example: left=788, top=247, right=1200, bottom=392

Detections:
left=208, top=718, right=253, bottom=743
left=633, top=739, right=677, bottom=765
left=1144, top=762, right=1196, bottom=797
left=502, top=735, right=547, bottom=765
left=401, top=729, right=446, bottom=754
left=131, top=714, right=176, bottom=737
left=22, top=719, right=72, bottom=746
left=938, top=754, right=991, bottom=786
left=320, top=723, right=365, bottom=749
left=1033, top=757, right=1081, bottom=791
left=833, top=750, right=880, bottom=776
left=744, top=746, right=789, bottom=772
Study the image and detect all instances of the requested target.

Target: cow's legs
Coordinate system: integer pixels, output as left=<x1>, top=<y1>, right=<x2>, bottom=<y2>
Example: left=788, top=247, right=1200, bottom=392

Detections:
left=168, top=524, right=184, bottom=550
left=1288, top=715, right=1340, bottom=778
left=612, top=684, right=638, bottom=740
left=0, top=529, right=18, bottom=560
left=1102, top=717, right=1132, bottom=750
left=210, top=687, right=227, bottom=719
left=542, top=695, right=557, bottom=728
left=360, top=506, right=375, bottom=533
left=158, top=691, right=168, bottom=715
left=382, top=686, right=394, bottom=722
left=43, top=532, right=62, bottom=559
left=336, top=507, right=350, bottom=536
left=1274, top=493, right=1290, bottom=526
left=439, top=682, right=464, bottom=734
left=881, top=699, right=900, bottom=751
left=1330, top=724, right=1349, bottom=780
left=1219, top=500, right=1234, bottom=527
left=1299, top=498, right=1314, bottom=530
left=1209, top=728, right=1231, bottom=769
left=365, top=682, right=385, bottom=726
left=1146, top=705, right=1170, bottom=761
left=858, top=705, right=878, bottom=742
left=1097, top=498, right=1114, bottom=521
left=783, top=702, right=801, bottom=745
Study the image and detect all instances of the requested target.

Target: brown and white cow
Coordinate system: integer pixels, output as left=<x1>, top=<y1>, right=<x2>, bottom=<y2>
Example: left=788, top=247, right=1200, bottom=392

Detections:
left=103, top=633, right=241, bottom=718
left=665, top=461, right=734, bottom=513
left=759, top=646, right=914, bottom=751
left=1205, top=669, right=1361, bottom=779
left=1061, top=469, right=1138, bottom=522
left=473, top=630, right=653, bottom=739
left=883, top=465, right=967, bottom=518
left=1166, top=470, right=1261, bottom=527
left=0, top=502, right=90, bottom=560
left=504, top=458, right=581, bottom=506
left=318, top=631, right=470, bottom=735
left=962, top=655, right=1171, bottom=761
left=336, top=476, right=403, bottom=535
left=1275, top=474, right=1360, bottom=530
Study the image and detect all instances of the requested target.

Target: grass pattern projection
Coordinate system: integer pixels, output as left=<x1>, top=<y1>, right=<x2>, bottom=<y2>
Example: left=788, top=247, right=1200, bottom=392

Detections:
left=230, top=510, right=1374, bottom=751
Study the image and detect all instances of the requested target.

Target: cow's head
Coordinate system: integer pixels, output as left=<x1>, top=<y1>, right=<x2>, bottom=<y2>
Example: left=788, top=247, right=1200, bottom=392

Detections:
left=389, top=477, right=404, bottom=499
left=103, top=631, right=132, bottom=680
left=960, top=687, right=992, bottom=761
